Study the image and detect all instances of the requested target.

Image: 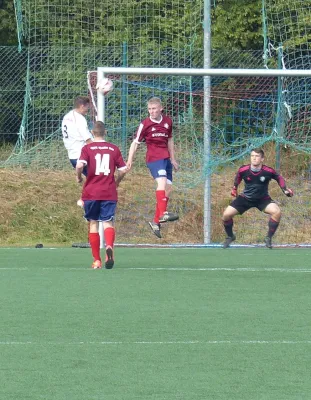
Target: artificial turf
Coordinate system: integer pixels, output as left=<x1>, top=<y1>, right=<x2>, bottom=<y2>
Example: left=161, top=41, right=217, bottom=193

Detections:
left=0, top=247, right=310, bottom=399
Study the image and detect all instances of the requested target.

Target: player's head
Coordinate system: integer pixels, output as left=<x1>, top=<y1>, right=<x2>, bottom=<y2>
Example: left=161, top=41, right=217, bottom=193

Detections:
left=74, top=96, right=90, bottom=115
left=250, top=148, right=265, bottom=167
left=147, top=97, right=163, bottom=121
left=92, top=121, right=106, bottom=138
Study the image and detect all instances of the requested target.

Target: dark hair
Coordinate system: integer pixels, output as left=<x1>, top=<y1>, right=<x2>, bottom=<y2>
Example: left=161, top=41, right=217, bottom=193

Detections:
left=92, top=121, right=106, bottom=137
left=251, top=148, right=265, bottom=157
left=74, top=96, right=90, bottom=109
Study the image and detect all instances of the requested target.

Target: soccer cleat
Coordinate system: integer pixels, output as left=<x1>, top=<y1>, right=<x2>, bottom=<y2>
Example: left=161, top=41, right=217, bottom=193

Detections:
left=159, top=211, right=179, bottom=223
left=105, top=247, right=114, bottom=269
left=148, top=221, right=162, bottom=238
left=264, top=236, right=272, bottom=249
left=91, top=260, right=102, bottom=269
left=223, top=234, right=236, bottom=249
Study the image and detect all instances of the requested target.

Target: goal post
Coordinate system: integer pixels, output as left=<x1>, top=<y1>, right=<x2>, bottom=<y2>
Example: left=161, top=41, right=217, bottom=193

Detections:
left=91, top=66, right=311, bottom=246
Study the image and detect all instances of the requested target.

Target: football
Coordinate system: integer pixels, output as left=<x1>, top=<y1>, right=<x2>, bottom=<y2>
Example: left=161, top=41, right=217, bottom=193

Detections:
left=96, top=77, right=114, bottom=96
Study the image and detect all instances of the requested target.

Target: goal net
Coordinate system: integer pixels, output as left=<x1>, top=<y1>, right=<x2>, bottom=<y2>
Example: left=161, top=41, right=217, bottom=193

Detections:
left=0, top=0, right=310, bottom=245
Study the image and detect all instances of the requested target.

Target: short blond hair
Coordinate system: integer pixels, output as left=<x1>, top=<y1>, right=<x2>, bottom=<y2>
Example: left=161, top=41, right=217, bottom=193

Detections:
left=147, top=97, right=162, bottom=106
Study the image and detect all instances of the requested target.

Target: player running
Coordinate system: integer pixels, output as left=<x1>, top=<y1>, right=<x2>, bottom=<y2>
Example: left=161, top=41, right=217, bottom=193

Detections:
left=222, top=148, right=294, bottom=249
left=126, top=97, right=179, bottom=239
left=76, top=121, right=127, bottom=269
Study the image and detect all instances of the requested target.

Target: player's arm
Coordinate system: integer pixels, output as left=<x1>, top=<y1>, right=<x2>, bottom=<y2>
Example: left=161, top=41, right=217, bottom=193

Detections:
left=126, top=141, right=139, bottom=170
left=76, top=160, right=85, bottom=183
left=76, top=147, right=88, bottom=183
left=127, top=123, right=145, bottom=169
left=274, top=172, right=294, bottom=197
left=115, top=167, right=127, bottom=187
left=76, top=113, right=93, bottom=142
left=168, top=137, right=178, bottom=171
left=231, top=169, right=243, bottom=197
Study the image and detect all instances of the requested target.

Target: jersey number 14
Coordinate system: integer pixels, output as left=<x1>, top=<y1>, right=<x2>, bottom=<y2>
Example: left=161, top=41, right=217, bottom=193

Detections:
left=95, top=153, right=111, bottom=176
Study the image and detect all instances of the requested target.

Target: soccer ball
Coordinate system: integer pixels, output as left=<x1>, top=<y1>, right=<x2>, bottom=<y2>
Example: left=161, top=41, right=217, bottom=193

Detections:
left=96, top=78, right=114, bottom=96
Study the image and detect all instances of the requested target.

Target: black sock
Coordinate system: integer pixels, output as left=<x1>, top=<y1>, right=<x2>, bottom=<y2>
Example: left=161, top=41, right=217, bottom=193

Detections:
left=268, top=218, right=279, bottom=238
left=224, top=219, right=234, bottom=237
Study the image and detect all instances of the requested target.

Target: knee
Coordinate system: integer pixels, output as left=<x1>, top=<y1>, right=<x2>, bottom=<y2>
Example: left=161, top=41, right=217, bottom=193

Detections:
left=222, top=209, right=233, bottom=222
left=273, top=209, right=281, bottom=221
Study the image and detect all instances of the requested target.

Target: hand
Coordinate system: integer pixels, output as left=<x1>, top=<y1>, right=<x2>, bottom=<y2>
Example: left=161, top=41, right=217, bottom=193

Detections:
left=171, top=159, right=179, bottom=171
left=284, top=188, right=294, bottom=197
left=126, top=161, right=132, bottom=170
left=76, top=175, right=83, bottom=184
left=231, top=187, right=237, bottom=197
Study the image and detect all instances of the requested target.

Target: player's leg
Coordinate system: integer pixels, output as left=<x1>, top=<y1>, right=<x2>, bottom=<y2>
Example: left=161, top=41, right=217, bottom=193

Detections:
left=146, top=160, right=175, bottom=238
left=262, top=201, right=281, bottom=248
left=158, top=159, right=178, bottom=223
left=222, top=205, right=239, bottom=248
left=222, top=196, right=251, bottom=248
left=84, top=200, right=102, bottom=268
left=160, top=158, right=178, bottom=222
left=100, top=201, right=117, bottom=269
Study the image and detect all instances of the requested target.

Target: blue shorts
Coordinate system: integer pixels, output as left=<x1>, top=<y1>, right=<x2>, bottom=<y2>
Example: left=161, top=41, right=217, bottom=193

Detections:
left=83, top=200, right=117, bottom=222
left=70, top=159, right=87, bottom=177
left=147, top=158, right=173, bottom=183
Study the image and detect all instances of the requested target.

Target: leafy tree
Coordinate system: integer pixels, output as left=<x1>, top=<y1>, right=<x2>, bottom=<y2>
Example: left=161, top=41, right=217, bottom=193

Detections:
left=0, top=0, right=18, bottom=45
left=211, top=0, right=263, bottom=50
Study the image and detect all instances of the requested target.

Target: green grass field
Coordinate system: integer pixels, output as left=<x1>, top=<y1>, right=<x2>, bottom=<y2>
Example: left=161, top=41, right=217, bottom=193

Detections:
left=1, top=247, right=311, bottom=400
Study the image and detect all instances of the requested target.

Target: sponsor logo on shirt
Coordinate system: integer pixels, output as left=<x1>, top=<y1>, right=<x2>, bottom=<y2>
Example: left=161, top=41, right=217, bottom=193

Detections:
left=151, top=132, right=168, bottom=137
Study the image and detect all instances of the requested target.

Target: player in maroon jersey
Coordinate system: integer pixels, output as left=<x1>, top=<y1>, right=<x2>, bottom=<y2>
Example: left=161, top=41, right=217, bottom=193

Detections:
left=76, top=121, right=127, bottom=269
left=222, top=148, right=294, bottom=249
left=127, top=97, right=179, bottom=238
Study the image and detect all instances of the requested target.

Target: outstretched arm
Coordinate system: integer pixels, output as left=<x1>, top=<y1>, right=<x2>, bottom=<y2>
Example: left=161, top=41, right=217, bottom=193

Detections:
left=126, top=141, right=139, bottom=170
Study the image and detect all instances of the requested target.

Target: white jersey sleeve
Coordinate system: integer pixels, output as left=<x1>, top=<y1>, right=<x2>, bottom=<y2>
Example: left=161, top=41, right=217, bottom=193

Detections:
left=62, top=110, right=93, bottom=159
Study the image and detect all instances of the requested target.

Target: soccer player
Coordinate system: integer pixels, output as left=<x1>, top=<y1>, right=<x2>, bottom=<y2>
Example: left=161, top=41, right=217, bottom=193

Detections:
left=126, top=97, right=179, bottom=239
left=76, top=121, right=127, bottom=269
left=222, top=148, right=294, bottom=249
left=62, top=96, right=93, bottom=176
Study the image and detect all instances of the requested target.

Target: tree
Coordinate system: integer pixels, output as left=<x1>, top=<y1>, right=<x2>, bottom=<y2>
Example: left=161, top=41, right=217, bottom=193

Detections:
left=212, top=0, right=263, bottom=50
left=0, top=0, right=18, bottom=45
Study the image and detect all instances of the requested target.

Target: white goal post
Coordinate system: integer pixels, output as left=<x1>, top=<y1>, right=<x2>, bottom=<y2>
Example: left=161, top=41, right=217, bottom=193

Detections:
left=95, top=66, right=311, bottom=245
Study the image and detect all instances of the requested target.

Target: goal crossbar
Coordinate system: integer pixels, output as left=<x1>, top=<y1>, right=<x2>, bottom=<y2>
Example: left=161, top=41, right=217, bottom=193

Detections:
left=98, top=67, right=311, bottom=77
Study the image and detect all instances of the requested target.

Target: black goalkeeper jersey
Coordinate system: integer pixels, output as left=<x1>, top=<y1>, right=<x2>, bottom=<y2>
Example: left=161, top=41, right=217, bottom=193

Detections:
left=234, top=164, right=286, bottom=200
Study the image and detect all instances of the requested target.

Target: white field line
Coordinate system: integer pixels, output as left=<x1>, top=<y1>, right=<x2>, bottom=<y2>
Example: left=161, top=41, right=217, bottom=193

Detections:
left=1, top=267, right=311, bottom=273
left=0, top=340, right=310, bottom=345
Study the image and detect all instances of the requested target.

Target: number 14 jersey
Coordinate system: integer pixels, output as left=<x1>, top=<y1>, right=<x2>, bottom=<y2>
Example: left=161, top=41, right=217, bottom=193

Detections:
left=79, top=141, right=127, bottom=201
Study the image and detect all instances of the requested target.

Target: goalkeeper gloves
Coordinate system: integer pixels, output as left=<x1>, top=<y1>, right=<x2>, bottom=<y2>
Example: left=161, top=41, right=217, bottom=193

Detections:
left=231, top=187, right=237, bottom=197
left=283, top=188, right=294, bottom=197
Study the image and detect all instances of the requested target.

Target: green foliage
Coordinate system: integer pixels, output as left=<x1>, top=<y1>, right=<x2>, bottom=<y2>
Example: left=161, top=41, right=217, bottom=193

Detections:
left=0, top=0, right=18, bottom=45
left=212, top=0, right=263, bottom=50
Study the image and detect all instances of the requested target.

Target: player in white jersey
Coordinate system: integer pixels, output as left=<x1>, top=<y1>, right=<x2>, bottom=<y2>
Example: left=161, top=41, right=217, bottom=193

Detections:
left=62, top=96, right=93, bottom=175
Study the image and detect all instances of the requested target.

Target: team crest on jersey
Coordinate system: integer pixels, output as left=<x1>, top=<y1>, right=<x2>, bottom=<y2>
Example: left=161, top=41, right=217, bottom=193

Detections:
left=260, top=176, right=266, bottom=182
left=164, top=123, right=169, bottom=129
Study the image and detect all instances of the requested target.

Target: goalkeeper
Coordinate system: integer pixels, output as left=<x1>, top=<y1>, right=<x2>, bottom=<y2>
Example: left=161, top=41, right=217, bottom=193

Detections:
left=222, top=148, right=294, bottom=249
